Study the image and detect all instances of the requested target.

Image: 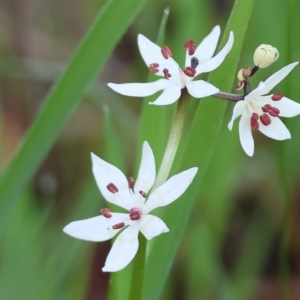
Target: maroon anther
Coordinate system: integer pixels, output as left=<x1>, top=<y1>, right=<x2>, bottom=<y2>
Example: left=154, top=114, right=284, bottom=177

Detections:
left=139, top=190, right=147, bottom=198
left=149, top=63, right=159, bottom=73
left=163, top=68, right=171, bottom=79
left=184, top=66, right=196, bottom=77
left=107, top=183, right=118, bottom=193
left=161, top=46, right=172, bottom=59
left=128, top=177, right=135, bottom=189
left=250, top=113, right=259, bottom=130
left=130, top=212, right=141, bottom=221
left=184, top=39, right=196, bottom=55
left=112, top=222, right=125, bottom=230
left=260, top=114, right=271, bottom=126
left=262, top=104, right=280, bottom=117
left=101, top=208, right=112, bottom=218
left=271, top=93, right=283, bottom=101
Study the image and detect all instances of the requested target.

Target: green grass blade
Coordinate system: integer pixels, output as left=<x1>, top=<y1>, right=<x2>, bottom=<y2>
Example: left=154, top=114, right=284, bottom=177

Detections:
left=0, top=0, right=148, bottom=222
left=142, top=0, right=254, bottom=299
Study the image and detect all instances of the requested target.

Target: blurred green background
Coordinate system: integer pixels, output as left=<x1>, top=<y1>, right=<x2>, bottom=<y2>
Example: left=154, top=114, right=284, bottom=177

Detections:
left=1, top=0, right=300, bottom=299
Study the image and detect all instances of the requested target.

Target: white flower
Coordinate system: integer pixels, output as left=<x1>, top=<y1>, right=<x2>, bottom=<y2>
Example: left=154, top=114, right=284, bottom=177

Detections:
left=228, top=62, right=300, bottom=156
left=107, top=26, right=234, bottom=105
left=63, top=141, right=198, bottom=272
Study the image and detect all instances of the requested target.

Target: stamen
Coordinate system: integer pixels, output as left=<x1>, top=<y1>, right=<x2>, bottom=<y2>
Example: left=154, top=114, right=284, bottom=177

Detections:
left=149, top=63, right=159, bottom=73
left=262, top=104, right=280, bottom=117
left=128, top=177, right=135, bottom=189
left=271, top=93, right=283, bottom=101
left=184, top=66, right=196, bottom=77
left=139, top=190, right=147, bottom=198
left=260, top=114, right=271, bottom=126
left=250, top=113, right=259, bottom=130
left=101, top=208, right=112, bottom=218
left=106, top=183, right=118, bottom=193
left=112, top=222, right=125, bottom=230
left=184, top=39, right=196, bottom=55
left=163, top=68, right=171, bottom=79
left=191, top=57, right=199, bottom=69
left=161, top=46, right=172, bottom=59
left=129, top=207, right=142, bottom=221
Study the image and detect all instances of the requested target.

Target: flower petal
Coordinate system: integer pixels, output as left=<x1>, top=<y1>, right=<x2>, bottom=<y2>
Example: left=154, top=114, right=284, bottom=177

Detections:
left=134, top=142, right=156, bottom=201
left=137, top=34, right=181, bottom=79
left=107, top=79, right=171, bottom=97
left=144, top=167, right=198, bottom=213
left=149, top=84, right=181, bottom=105
left=139, top=214, right=169, bottom=240
left=191, top=25, right=220, bottom=65
left=258, top=117, right=291, bottom=140
left=102, top=225, right=139, bottom=272
left=196, top=31, right=234, bottom=75
left=260, top=62, right=298, bottom=95
left=186, top=80, right=219, bottom=99
left=63, top=214, right=128, bottom=242
left=91, top=153, right=134, bottom=210
left=260, top=96, right=300, bottom=117
left=228, top=100, right=245, bottom=130
left=239, top=109, right=255, bottom=156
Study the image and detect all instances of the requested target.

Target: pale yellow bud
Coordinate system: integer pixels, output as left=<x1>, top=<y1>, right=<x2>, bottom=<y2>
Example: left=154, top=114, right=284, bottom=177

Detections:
left=253, top=44, right=279, bottom=68
left=237, top=69, right=244, bottom=81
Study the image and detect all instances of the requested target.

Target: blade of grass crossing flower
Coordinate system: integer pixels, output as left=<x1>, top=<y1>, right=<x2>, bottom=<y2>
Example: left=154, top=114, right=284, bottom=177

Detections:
left=142, top=0, right=254, bottom=299
left=0, top=0, right=148, bottom=225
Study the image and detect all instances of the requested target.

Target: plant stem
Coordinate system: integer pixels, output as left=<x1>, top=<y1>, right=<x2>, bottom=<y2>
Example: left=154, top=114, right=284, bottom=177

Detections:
left=152, top=91, right=190, bottom=190
left=213, top=91, right=244, bottom=102
left=128, top=233, right=147, bottom=300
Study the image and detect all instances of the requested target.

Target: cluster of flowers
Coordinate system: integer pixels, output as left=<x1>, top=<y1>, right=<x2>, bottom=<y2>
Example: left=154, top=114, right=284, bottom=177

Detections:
left=63, top=26, right=300, bottom=272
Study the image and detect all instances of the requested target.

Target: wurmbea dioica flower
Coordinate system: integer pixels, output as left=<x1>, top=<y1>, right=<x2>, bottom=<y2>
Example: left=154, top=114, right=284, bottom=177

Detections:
left=107, top=26, right=234, bottom=105
left=63, top=142, right=198, bottom=272
left=228, top=62, right=300, bottom=157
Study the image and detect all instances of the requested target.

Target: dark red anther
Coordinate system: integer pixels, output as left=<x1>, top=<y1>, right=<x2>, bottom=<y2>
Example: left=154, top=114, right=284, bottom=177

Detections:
left=268, top=106, right=280, bottom=117
left=129, top=207, right=142, bottom=221
left=161, top=46, right=172, bottom=59
left=128, top=177, right=135, bottom=189
left=112, top=222, right=125, bottom=230
left=250, top=113, right=259, bottom=130
left=184, top=39, right=196, bottom=55
left=271, top=93, right=283, bottom=101
left=184, top=66, right=196, bottom=77
left=101, top=208, right=112, bottom=218
left=107, top=183, right=118, bottom=193
left=163, top=68, right=171, bottom=79
left=260, top=114, right=271, bottom=126
left=139, top=190, right=147, bottom=198
left=149, top=63, right=159, bottom=73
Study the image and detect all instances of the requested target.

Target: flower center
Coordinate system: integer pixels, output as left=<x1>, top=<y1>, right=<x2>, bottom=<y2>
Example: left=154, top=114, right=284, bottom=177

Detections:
left=129, top=207, right=142, bottom=221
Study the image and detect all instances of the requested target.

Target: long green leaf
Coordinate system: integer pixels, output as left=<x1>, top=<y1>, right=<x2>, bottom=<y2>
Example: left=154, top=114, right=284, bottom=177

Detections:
left=0, top=0, right=148, bottom=223
left=142, top=0, right=254, bottom=299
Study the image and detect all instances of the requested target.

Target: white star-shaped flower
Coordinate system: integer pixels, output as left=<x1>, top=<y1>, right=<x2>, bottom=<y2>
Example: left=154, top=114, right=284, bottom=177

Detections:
left=228, top=62, right=300, bottom=156
left=107, top=26, right=234, bottom=105
left=63, top=141, right=198, bottom=272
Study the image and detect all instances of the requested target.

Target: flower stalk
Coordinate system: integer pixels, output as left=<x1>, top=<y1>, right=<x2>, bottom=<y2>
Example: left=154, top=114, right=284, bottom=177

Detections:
left=153, top=91, right=190, bottom=190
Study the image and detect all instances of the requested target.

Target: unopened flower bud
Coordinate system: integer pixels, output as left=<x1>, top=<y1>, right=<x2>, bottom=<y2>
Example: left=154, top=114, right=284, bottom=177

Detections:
left=253, top=44, right=279, bottom=68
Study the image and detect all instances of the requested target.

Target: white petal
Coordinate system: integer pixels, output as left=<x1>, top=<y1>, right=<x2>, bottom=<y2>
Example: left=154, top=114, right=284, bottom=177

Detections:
left=91, top=153, right=134, bottom=210
left=260, top=62, right=298, bottom=95
left=139, top=214, right=169, bottom=240
left=137, top=34, right=181, bottom=79
left=102, top=225, right=139, bottom=272
left=239, top=110, right=255, bottom=157
left=193, top=25, right=221, bottom=64
left=186, top=80, right=219, bottom=98
left=260, top=96, right=300, bottom=117
left=258, top=117, right=291, bottom=140
left=107, top=79, right=171, bottom=97
left=196, top=31, right=234, bottom=75
left=63, top=214, right=128, bottom=242
left=144, top=167, right=198, bottom=213
left=149, top=84, right=182, bottom=105
left=228, top=101, right=245, bottom=130
left=134, top=142, right=156, bottom=201
left=245, top=81, right=266, bottom=101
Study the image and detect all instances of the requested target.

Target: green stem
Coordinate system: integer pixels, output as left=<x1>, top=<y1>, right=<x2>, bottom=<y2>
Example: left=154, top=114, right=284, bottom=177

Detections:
left=153, top=91, right=190, bottom=190
left=128, top=234, right=147, bottom=300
